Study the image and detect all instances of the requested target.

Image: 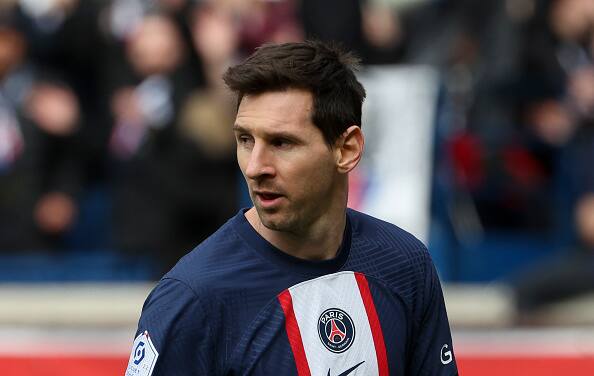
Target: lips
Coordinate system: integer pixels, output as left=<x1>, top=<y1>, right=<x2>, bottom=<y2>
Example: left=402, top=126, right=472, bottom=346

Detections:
left=253, top=190, right=284, bottom=208
left=258, top=192, right=281, bottom=200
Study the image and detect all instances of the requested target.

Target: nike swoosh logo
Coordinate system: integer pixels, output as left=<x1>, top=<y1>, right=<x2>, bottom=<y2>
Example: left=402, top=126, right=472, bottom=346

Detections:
left=327, top=361, right=365, bottom=376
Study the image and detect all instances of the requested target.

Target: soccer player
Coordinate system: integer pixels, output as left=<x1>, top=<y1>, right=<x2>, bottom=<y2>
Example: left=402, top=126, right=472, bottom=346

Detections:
left=126, top=40, right=458, bottom=376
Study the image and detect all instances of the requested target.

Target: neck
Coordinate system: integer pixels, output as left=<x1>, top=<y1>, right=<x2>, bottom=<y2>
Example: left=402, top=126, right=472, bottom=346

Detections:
left=246, top=208, right=347, bottom=261
left=245, top=187, right=348, bottom=261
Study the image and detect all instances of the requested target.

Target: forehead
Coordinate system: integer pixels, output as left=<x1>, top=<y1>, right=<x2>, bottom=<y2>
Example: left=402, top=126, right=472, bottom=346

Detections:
left=234, top=89, right=316, bottom=134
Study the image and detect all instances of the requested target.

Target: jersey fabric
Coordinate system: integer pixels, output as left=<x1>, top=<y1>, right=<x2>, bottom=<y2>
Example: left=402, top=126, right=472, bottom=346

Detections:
left=126, top=208, right=458, bottom=376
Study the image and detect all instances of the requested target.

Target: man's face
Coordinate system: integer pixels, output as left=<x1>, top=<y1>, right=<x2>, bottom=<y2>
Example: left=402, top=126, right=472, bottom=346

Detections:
left=234, top=89, right=340, bottom=233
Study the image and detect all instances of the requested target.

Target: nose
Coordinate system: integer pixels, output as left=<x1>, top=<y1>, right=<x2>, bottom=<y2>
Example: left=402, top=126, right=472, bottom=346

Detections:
left=244, top=142, right=275, bottom=180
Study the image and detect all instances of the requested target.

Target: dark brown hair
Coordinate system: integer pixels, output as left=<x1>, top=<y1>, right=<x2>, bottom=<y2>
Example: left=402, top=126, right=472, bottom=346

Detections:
left=222, top=40, right=366, bottom=145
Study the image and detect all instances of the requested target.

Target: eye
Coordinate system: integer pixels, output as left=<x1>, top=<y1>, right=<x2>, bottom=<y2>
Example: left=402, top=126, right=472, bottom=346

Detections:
left=236, top=134, right=254, bottom=147
left=271, top=138, right=292, bottom=148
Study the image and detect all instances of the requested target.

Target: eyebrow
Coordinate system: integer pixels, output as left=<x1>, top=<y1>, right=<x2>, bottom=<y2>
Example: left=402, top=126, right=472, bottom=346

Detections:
left=232, top=124, right=247, bottom=132
left=232, top=124, right=304, bottom=142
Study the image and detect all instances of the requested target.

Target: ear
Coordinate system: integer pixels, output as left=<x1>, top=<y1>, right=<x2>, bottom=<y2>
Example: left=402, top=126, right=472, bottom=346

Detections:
left=334, top=125, right=364, bottom=174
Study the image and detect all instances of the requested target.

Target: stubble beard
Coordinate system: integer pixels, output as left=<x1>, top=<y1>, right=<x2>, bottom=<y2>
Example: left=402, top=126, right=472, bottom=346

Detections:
left=254, top=204, right=300, bottom=233
left=253, top=195, right=317, bottom=235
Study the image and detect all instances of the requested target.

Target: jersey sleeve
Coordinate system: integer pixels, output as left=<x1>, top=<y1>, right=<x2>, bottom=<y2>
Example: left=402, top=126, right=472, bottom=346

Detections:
left=408, top=252, right=458, bottom=375
left=125, top=277, right=218, bottom=376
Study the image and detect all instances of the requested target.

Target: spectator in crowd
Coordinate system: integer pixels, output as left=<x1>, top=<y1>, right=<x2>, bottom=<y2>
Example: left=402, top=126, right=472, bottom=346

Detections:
left=0, top=9, right=83, bottom=251
left=429, top=0, right=594, bottom=239
left=515, top=192, right=594, bottom=314
left=512, top=0, right=594, bottom=313
left=299, top=0, right=407, bottom=65
left=230, top=0, right=302, bottom=54
left=106, top=11, right=199, bottom=271
left=107, top=5, right=243, bottom=273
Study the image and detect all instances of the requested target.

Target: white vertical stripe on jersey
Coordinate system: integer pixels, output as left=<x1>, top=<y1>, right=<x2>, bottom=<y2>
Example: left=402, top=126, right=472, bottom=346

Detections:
left=287, top=271, right=379, bottom=375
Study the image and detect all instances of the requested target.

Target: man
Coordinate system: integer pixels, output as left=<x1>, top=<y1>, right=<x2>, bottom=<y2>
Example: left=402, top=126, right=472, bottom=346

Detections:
left=126, top=40, right=458, bottom=376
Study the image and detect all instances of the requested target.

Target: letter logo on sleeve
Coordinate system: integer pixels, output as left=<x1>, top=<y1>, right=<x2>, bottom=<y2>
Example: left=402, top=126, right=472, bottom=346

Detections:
left=440, top=344, right=453, bottom=365
left=126, top=331, right=159, bottom=376
left=318, top=308, right=355, bottom=353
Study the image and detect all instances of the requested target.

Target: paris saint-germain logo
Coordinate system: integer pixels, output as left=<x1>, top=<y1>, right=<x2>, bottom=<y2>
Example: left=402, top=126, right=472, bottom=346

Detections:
left=318, top=308, right=355, bottom=353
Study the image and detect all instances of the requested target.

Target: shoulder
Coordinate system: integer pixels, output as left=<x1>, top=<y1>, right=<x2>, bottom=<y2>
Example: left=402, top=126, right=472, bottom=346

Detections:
left=347, top=208, right=429, bottom=259
left=346, top=208, right=437, bottom=307
left=134, top=277, right=222, bottom=374
left=162, top=213, right=260, bottom=296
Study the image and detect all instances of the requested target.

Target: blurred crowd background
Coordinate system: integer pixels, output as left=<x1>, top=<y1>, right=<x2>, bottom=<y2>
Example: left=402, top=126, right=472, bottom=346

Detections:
left=0, top=0, right=593, bottom=318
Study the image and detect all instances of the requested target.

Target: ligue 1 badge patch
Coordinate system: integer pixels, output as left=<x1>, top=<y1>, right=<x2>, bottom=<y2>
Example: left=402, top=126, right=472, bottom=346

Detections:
left=125, top=330, right=159, bottom=376
left=318, top=308, right=356, bottom=353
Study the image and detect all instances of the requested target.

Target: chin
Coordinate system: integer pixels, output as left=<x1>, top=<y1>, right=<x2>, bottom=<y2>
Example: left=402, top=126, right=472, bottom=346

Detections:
left=257, top=210, right=295, bottom=232
left=260, top=216, right=287, bottom=231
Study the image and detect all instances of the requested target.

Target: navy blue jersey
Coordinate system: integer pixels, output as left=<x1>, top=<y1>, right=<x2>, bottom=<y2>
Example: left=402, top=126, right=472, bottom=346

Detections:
left=125, top=209, right=458, bottom=376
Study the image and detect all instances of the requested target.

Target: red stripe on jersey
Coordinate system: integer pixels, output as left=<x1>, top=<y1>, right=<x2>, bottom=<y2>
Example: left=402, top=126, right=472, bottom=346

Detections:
left=278, top=290, right=311, bottom=376
left=355, top=272, right=389, bottom=376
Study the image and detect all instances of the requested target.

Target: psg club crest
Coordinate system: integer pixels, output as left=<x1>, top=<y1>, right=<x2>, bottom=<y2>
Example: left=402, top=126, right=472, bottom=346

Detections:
left=318, top=308, right=355, bottom=353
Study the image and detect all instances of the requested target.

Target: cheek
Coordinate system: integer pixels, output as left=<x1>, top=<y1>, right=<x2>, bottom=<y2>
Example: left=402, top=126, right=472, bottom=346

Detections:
left=286, top=155, right=336, bottom=196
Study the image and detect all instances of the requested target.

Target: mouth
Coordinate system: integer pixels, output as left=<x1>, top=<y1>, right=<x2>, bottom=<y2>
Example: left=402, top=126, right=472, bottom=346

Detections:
left=253, top=190, right=284, bottom=208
